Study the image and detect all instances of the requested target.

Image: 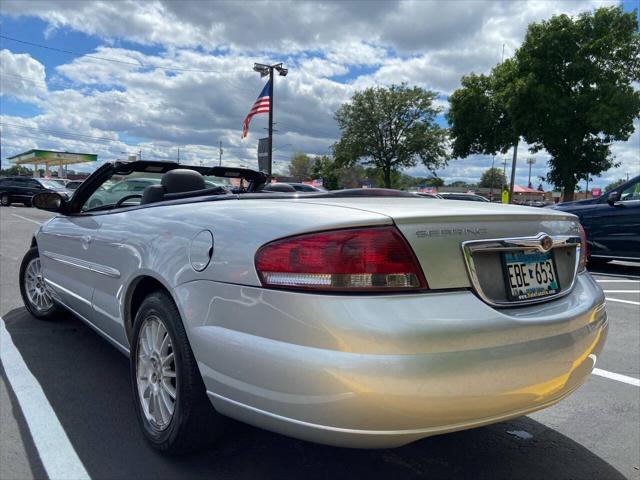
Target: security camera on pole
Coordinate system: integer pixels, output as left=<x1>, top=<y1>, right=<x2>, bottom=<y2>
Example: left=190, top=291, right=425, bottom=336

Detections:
left=241, top=62, right=288, bottom=176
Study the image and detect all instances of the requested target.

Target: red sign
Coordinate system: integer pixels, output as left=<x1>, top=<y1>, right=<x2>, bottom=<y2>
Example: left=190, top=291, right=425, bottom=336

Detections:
left=592, top=188, right=601, bottom=197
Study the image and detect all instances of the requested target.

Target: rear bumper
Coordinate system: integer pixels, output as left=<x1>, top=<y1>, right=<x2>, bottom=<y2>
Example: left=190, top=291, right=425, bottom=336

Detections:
left=175, top=272, right=607, bottom=448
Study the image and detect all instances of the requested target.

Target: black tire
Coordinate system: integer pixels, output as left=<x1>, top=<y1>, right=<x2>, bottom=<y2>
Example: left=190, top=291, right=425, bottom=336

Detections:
left=1, top=193, right=11, bottom=206
left=19, top=247, right=60, bottom=319
left=130, top=290, right=225, bottom=454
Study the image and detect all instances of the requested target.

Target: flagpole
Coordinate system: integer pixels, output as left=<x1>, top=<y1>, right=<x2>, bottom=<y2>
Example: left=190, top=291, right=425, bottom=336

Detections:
left=268, top=67, right=274, bottom=176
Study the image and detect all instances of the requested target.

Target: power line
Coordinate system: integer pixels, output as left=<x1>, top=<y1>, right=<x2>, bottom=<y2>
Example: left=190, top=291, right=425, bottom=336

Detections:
left=0, top=72, right=48, bottom=86
left=0, top=122, right=135, bottom=144
left=0, top=34, right=246, bottom=74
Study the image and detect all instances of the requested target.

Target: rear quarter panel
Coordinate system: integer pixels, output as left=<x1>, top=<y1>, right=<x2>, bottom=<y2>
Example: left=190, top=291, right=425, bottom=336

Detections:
left=87, top=199, right=391, bottom=346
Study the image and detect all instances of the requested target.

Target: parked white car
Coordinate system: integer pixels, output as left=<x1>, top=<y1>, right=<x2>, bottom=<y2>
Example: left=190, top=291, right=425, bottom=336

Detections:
left=21, top=160, right=606, bottom=454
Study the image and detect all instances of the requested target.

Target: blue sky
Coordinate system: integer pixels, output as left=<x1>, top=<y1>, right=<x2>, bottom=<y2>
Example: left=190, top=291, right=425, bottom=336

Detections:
left=1, top=0, right=638, bottom=189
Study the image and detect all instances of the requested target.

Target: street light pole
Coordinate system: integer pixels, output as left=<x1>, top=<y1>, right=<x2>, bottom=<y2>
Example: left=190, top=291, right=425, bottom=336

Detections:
left=253, top=62, right=288, bottom=176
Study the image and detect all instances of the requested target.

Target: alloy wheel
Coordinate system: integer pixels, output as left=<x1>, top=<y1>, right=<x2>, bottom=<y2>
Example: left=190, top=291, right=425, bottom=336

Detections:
left=24, top=257, right=54, bottom=312
left=136, top=315, right=177, bottom=431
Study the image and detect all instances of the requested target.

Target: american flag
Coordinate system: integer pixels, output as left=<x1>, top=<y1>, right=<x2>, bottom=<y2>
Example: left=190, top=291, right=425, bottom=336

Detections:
left=242, top=81, right=270, bottom=138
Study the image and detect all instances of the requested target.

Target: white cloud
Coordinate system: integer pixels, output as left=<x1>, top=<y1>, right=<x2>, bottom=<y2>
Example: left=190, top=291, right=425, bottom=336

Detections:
left=0, top=49, right=48, bottom=101
left=0, top=0, right=635, bottom=188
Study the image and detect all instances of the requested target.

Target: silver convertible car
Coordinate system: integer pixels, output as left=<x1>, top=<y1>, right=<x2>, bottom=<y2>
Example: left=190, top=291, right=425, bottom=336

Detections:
left=21, top=160, right=607, bottom=454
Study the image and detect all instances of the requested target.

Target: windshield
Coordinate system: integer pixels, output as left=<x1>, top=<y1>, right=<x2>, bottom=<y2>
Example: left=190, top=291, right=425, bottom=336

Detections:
left=39, top=180, right=66, bottom=190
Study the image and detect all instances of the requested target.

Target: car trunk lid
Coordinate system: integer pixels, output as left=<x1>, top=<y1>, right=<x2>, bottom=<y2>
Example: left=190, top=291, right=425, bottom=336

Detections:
left=292, top=197, right=581, bottom=300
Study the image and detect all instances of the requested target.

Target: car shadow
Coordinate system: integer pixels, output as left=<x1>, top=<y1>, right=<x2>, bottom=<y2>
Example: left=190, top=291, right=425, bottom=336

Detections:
left=2, top=306, right=627, bottom=480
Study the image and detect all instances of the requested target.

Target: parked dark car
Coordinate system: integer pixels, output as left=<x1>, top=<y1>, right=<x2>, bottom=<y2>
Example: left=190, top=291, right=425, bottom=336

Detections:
left=439, top=192, right=490, bottom=202
left=285, top=182, right=327, bottom=192
left=413, top=192, right=443, bottom=199
left=550, top=175, right=640, bottom=265
left=65, top=180, right=84, bottom=191
left=0, top=177, right=70, bottom=207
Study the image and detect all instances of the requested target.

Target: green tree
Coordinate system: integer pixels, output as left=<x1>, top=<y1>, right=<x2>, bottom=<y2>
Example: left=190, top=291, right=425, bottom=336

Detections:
left=447, top=69, right=518, bottom=159
left=333, top=84, right=448, bottom=188
left=288, top=152, right=314, bottom=181
left=605, top=178, right=627, bottom=192
left=478, top=167, right=507, bottom=189
left=447, top=60, right=522, bottom=202
left=311, top=155, right=340, bottom=190
left=425, top=176, right=444, bottom=187
left=447, top=180, right=470, bottom=188
left=513, top=6, right=640, bottom=200
left=0, top=164, right=33, bottom=176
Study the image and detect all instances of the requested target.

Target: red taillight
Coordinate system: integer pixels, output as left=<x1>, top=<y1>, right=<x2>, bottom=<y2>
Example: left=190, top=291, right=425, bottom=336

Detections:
left=578, top=223, right=588, bottom=271
left=255, top=226, right=428, bottom=292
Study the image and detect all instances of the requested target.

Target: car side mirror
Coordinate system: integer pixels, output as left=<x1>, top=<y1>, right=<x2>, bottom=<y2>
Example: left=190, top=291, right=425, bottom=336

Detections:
left=606, top=191, right=620, bottom=206
left=32, top=192, right=66, bottom=212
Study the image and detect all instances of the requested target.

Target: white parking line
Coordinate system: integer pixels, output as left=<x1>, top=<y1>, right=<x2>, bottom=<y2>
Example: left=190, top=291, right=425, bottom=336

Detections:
left=10, top=213, right=42, bottom=226
left=602, top=290, right=640, bottom=293
left=592, top=272, right=640, bottom=280
left=0, top=317, right=90, bottom=480
left=606, top=297, right=640, bottom=306
left=593, top=368, right=640, bottom=387
left=596, top=279, right=640, bottom=283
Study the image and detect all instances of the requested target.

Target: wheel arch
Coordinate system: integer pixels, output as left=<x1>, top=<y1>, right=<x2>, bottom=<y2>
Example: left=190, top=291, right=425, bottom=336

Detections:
left=124, top=274, right=176, bottom=343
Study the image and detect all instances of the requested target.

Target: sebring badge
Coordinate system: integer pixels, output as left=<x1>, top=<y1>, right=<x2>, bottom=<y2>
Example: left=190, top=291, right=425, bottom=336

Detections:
left=416, top=227, right=487, bottom=238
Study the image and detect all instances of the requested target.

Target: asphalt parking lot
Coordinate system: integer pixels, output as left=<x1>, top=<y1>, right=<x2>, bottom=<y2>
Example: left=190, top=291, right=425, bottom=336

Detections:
left=1, top=205, right=639, bottom=480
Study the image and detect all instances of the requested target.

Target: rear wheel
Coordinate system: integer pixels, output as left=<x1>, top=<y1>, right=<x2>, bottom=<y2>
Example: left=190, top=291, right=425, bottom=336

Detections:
left=130, top=291, right=224, bottom=454
left=1, top=193, right=11, bottom=206
left=19, top=247, right=60, bottom=319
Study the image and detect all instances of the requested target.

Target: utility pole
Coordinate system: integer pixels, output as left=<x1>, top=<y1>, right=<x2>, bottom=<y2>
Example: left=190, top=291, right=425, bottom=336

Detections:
left=138, top=149, right=142, bottom=161
left=508, top=141, right=519, bottom=204
left=219, top=141, right=223, bottom=166
left=252, top=62, right=288, bottom=176
left=177, top=147, right=180, bottom=163
left=526, top=158, right=536, bottom=188
left=502, top=157, right=508, bottom=190
left=489, top=156, right=496, bottom=201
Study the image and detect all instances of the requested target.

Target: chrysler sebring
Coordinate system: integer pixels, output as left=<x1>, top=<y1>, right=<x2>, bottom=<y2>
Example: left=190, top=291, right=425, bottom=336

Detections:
left=20, top=160, right=607, bottom=454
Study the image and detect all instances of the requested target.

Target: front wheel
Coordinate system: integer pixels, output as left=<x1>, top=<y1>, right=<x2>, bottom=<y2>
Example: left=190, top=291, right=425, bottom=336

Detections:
left=1, top=193, right=11, bottom=206
left=19, top=247, right=60, bottom=319
left=130, top=291, right=225, bottom=454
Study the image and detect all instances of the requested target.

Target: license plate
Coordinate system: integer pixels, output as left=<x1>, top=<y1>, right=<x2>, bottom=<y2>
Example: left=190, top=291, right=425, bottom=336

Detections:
left=503, top=250, right=560, bottom=301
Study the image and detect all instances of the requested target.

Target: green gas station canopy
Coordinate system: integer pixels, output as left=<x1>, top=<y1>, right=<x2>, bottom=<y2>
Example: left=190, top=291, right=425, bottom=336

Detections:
left=8, top=149, right=97, bottom=166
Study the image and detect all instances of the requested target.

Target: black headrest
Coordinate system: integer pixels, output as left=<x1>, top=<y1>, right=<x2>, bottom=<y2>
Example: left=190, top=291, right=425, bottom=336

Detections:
left=141, top=184, right=165, bottom=205
left=161, top=169, right=205, bottom=194
left=263, top=183, right=297, bottom=192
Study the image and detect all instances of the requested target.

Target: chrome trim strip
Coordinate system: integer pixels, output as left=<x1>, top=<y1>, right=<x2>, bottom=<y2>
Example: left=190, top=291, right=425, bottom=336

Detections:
left=461, top=232, right=582, bottom=308
left=44, top=278, right=92, bottom=306
left=42, top=250, right=121, bottom=279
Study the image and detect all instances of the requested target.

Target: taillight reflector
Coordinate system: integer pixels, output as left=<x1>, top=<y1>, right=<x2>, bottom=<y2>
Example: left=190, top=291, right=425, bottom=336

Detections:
left=578, top=223, right=588, bottom=271
left=255, top=226, right=427, bottom=292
